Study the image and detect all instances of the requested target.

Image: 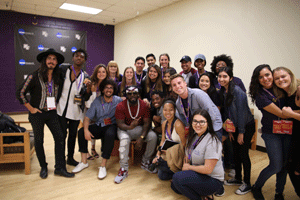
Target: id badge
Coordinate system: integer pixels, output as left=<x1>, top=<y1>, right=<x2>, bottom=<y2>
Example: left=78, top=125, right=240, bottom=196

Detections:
left=273, top=120, right=293, bottom=135
left=47, top=97, right=56, bottom=110
left=103, top=118, right=112, bottom=125
left=223, top=119, right=236, bottom=133
left=74, top=94, right=82, bottom=105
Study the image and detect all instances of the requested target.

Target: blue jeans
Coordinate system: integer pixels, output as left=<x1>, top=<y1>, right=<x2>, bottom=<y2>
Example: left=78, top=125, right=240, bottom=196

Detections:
left=171, top=170, right=223, bottom=200
left=254, top=133, right=292, bottom=193
left=157, top=159, right=174, bottom=180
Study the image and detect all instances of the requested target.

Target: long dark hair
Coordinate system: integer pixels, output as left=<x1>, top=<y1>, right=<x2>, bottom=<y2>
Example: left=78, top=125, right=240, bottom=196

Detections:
left=186, top=109, right=218, bottom=148
left=145, top=64, right=163, bottom=93
left=38, top=57, right=60, bottom=84
left=249, top=64, right=272, bottom=104
left=199, top=72, right=218, bottom=98
left=218, top=67, right=235, bottom=107
left=90, top=64, right=108, bottom=84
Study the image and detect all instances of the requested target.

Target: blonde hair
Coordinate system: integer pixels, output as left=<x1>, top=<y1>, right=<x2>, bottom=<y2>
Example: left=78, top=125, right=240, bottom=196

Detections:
left=273, top=66, right=299, bottom=97
left=107, top=60, right=120, bottom=81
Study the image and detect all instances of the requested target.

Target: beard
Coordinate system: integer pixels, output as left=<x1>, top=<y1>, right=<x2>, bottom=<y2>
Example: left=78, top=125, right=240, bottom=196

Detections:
left=128, top=98, right=138, bottom=104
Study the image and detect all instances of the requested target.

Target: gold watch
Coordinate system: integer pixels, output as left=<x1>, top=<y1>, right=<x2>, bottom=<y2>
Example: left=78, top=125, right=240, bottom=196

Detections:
left=140, top=135, right=145, bottom=139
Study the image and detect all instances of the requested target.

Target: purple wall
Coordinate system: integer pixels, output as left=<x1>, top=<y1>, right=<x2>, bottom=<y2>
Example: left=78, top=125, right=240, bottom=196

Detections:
left=0, top=10, right=114, bottom=113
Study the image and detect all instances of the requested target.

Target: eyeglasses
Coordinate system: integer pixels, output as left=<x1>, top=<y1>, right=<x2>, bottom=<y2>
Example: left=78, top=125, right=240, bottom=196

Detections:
left=126, top=92, right=139, bottom=96
left=192, top=120, right=207, bottom=126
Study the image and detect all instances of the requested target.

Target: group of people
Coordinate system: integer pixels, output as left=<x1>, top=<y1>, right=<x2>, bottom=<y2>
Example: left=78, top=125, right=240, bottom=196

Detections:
left=16, top=48, right=299, bottom=200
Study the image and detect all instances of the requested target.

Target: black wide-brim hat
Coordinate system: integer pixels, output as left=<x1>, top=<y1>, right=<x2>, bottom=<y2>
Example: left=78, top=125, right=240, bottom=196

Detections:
left=37, top=48, right=65, bottom=65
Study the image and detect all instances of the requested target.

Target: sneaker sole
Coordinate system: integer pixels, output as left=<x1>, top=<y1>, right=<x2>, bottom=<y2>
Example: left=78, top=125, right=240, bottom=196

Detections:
left=235, top=189, right=251, bottom=195
left=114, top=174, right=128, bottom=184
left=214, top=192, right=225, bottom=197
left=72, top=166, right=88, bottom=173
left=224, top=182, right=243, bottom=186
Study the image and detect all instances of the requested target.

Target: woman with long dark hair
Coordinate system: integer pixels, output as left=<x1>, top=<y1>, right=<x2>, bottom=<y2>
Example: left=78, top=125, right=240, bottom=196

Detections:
left=162, top=68, right=177, bottom=100
left=198, top=72, right=220, bottom=109
left=249, top=65, right=291, bottom=200
left=16, top=49, right=74, bottom=178
left=85, top=64, right=108, bottom=159
left=210, top=54, right=246, bottom=92
left=218, top=67, right=255, bottom=195
left=141, top=64, right=163, bottom=105
left=171, top=109, right=224, bottom=200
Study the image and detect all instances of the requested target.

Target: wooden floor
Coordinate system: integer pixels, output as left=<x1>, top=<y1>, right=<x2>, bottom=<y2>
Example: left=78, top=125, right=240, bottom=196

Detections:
left=0, top=114, right=299, bottom=200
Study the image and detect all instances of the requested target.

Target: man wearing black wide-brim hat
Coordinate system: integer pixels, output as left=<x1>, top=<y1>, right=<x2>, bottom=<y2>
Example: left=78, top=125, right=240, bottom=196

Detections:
left=17, top=48, right=75, bottom=179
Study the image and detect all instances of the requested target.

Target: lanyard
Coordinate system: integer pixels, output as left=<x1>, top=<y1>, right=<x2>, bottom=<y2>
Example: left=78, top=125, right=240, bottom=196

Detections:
left=150, top=82, right=156, bottom=94
left=180, top=97, right=190, bottom=123
left=165, top=118, right=177, bottom=140
left=196, top=71, right=203, bottom=86
left=71, top=66, right=82, bottom=93
left=135, top=72, right=142, bottom=84
left=187, top=132, right=207, bottom=160
left=48, top=80, right=53, bottom=96
left=101, top=96, right=113, bottom=115
left=263, top=88, right=279, bottom=104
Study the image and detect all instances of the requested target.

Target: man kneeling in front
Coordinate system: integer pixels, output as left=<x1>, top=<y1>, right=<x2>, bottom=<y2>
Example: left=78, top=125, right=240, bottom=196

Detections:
left=72, top=79, right=122, bottom=179
left=114, top=86, right=157, bottom=183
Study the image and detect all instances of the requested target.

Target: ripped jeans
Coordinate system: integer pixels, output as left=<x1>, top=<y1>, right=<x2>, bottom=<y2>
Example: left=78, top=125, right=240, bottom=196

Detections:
left=117, top=126, right=157, bottom=170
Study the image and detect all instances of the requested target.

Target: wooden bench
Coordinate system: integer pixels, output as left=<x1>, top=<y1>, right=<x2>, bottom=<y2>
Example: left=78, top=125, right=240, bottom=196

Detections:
left=0, top=121, right=34, bottom=175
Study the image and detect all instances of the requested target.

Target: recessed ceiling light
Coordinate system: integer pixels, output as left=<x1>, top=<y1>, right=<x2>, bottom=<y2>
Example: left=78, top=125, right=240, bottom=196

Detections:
left=59, top=3, right=102, bottom=15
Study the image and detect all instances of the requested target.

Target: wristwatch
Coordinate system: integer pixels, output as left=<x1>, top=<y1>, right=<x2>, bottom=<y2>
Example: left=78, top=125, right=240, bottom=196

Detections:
left=140, top=135, right=145, bottom=139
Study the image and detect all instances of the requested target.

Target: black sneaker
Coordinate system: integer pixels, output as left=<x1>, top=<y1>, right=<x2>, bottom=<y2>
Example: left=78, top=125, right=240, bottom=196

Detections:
left=224, top=178, right=243, bottom=185
left=275, top=193, right=284, bottom=200
left=251, top=185, right=265, bottom=200
left=214, top=185, right=225, bottom=197
left=235, top=182, right=252, bottom=195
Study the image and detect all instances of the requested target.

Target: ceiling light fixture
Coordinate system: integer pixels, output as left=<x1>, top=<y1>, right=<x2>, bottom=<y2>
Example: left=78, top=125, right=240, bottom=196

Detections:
left=59, top=3, right=102, bottom=15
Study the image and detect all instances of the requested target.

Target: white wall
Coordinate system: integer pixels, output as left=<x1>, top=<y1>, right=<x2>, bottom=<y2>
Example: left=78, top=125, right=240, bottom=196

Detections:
left=115, top=0, right=300, bottom=147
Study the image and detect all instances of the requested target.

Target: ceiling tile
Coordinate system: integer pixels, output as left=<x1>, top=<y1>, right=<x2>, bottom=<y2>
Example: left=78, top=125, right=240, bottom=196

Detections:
left=106, top=5, right=146, bottom=16
left=116, top=0, right=158, bottom=12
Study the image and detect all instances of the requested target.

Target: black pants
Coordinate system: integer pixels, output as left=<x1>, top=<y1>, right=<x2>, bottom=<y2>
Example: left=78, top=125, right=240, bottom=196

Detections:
left=29, top=110, right=66, bottom=169
left=78, top=124, right=117, bottom=159
left=58, top=116, right=80, bottom=159
left=232, top=120, right=255, bottom=184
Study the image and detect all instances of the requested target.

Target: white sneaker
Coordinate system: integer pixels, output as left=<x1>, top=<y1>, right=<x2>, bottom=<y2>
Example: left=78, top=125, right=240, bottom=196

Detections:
left=72, top=162, right=89, bottom=173
left=98, top=167, right=107, bottom=179
left=228, top=169, right=236, bottom=177
left=114, top=168, right=128, bottom=184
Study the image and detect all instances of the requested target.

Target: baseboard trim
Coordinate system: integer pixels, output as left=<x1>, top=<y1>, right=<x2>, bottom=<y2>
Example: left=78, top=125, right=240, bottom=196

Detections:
left=3, top=111, right=28, bottom=115
left=256, top=145, right=266, bottom=152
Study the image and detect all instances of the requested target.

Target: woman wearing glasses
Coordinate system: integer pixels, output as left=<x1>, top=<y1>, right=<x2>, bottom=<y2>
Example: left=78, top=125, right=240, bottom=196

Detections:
left=171, top=109, right=224, bottom=200
left=107, top=61, right=122, bottom=84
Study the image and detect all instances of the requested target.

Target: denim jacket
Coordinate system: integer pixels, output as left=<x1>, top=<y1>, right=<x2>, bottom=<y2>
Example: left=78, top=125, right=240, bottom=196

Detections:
left=222, top=85, right=254, bottom=134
